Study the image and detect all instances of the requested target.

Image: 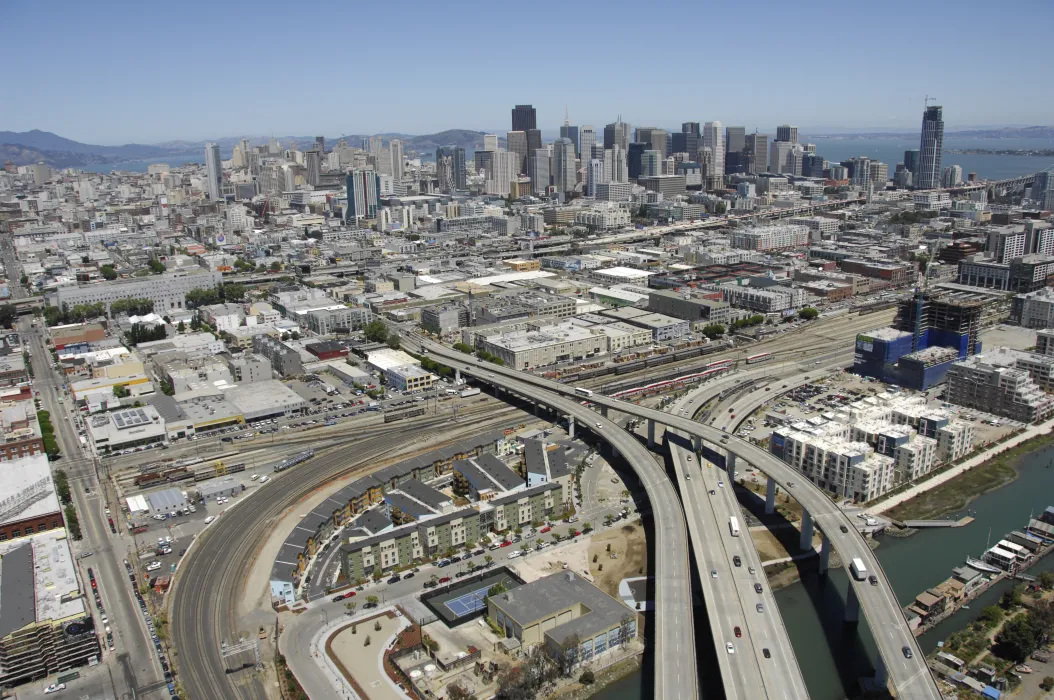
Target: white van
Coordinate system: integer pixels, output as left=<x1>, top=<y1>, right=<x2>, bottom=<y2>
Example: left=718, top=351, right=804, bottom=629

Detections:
left=204, top=516, right=215, bottom=524
left=259, top=475, right=270, bottom=484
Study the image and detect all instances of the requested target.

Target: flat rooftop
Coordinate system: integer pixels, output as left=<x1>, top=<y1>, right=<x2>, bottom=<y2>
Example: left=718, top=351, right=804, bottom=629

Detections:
left=0, top=454, right=62, bottom=526
left=0, top=529, right=87, bottom=639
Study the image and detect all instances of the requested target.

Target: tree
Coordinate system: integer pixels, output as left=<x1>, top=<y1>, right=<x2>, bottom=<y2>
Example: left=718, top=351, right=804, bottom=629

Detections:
left=100, top=264, right=118, bottom=280
left=148, top=258, right=166, bottom=274
left=364, top=320, right=388, bottom=344
left=1038, top=571, right=1054, bottom=589
left=1040, top=676, right=1054, bottom=692
left=446, top=682, right=475, bottom=700
left=995, top=614, right=1044, bottom=661
left=64, top=504, right=82, bottom=539
left=177, top=320, right=185, bottom=333
left=981, top=605, right=1004, bottom=626
left=269, top=261, right=282, bottom=272
left=54, top=470, right=71, bottom=505
left=453, top=342, right=473, bottom=354
left=344, top=601, right=357, bottom=614
left=222, top=283, right=246, bottom=302
left=484, top=554, right=493, bottom=566
left=1000, top=584, right=1024, bottom=610
left=387, top=334, right=401, bottom=350
left=798, top=307, right=819, bottom=321
left=366, top=595, right=379, bottom=606
left=701, top=323, right=725, bottom=340
left=113, top=384, right=130, bottom=399
left=579, top=670, right=595, bottom=685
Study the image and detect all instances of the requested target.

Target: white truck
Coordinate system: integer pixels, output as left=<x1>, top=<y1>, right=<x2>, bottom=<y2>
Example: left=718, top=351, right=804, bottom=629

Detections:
left=850, top=558, right=868, bottom=581
left=728, top=516, right=740, bottom=537
left=459, top=387, right=481, bottom=398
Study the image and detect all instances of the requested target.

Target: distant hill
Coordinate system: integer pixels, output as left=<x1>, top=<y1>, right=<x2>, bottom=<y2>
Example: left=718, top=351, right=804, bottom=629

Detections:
left=0, top=128, right=506, bottom=167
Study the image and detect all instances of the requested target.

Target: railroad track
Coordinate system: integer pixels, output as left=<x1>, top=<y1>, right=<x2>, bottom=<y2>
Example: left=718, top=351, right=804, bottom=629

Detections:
left=170, top=408, right=523, bottom=700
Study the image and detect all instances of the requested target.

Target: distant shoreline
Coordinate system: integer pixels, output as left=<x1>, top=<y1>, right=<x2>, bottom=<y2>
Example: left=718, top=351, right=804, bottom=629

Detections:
left=945, top=148, right=1054, bottom=157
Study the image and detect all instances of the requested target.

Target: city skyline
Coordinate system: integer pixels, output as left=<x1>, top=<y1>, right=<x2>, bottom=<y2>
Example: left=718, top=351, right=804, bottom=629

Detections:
left=2, top=0, right=1052, bottom=144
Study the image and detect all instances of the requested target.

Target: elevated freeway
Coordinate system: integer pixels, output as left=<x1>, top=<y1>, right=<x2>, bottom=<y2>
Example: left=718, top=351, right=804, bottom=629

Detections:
left=416, top=337, right=942, bottom=700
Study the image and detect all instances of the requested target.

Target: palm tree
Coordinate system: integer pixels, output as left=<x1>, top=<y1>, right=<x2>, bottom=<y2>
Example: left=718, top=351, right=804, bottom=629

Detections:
left=484, top=555, right=493, bottom=566
left=345, top=601, right=357, bottom=614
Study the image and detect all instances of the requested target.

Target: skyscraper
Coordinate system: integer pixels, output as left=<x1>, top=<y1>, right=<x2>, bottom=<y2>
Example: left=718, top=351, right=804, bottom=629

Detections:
left=313, top=136, right=326, bottom=153
left=390, top=139, right=404, bottom=180
left=530, top=149, right=550, bottom=195
left=641, top=150, right=661, bottom=179
left=587, top=159, right=604, bottom=198
left=746, top=133, right=768, bottom=173
left=512, top=104, right=537, bottom=132
left=682, top=122, right=700, bottom=136
left=580, top=126, right=596, bottom=166
left=526, top=129, right=543, bottom=161
left=903, top=149, right=921, bottom=181
left=769, top=140, right=794, bottom=175
left=507, top=131, right=528, bottom=175
left=1034, top=170, right=1054, bottom=211
left=553, top=138, right=576, bottom=195
left=305, top=149, right=321, bottom=186
left=627, top=143, right=646, bottom=180
left=345, top=170, right=379, bottom=222
left=368, top=136, right=383, bottom=154
left=435, top=145, right=466, bottom=191
left=559, top=109, right=579, bottom=157
left=703, top=121, right=725, bottom=178
left=942, top=165, right=963, bottom=187
left=204, top=142, right=222, bottom=201
left=725, top=126, right=746, bottom=154
left=776, top=125, right=799, bottom=143
left=604, top=120, right=631, bottom=150
left=607, top=146, right=628, bottom=183
left=917, top=106, right=944, bottom=190
left=483, top=134, right=499, bottom=152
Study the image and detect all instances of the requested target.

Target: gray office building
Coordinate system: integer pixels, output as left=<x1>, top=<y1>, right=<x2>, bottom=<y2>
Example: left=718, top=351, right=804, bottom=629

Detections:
left=512, top=104, right=537, bottom=132
left=725, top=126, right=746, bottom=154
left=776, top=125, right=798, bottom=143
left=746, top=133, right=768, bottom=174
left=604, top=121, right=631, bottom=150
left=507, top=131, right=528, bottom=175
left=205, top=142, right=222, bottom=201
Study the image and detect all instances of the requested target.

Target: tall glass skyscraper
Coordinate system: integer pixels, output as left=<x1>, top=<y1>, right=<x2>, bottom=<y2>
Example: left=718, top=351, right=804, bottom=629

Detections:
left=511, top=104, right=537, bottom=132
left=917, top=106, right=944, bottom=190
left=204, top=142, right=222, bottom=201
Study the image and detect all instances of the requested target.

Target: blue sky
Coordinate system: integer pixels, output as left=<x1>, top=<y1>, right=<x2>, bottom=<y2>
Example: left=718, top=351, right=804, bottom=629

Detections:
left=2, top=0, right=1051, bottom=144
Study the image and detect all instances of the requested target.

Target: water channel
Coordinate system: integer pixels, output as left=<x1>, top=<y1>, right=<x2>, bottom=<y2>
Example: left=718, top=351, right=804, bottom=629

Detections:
left=595, top=439, right=1054, bottom=699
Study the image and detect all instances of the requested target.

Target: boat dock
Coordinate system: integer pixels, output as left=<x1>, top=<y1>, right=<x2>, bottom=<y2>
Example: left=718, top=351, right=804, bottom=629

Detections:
left=895, top=516, right=975, bottom=529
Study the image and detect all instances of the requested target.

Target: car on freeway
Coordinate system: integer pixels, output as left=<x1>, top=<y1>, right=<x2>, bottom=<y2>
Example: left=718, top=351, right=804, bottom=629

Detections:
left=734, top=626, right=741, bottom=638
left=869, top=575, right=878, bottom=586
left=709, top=489, right=715, bottom=495
left=753, top=583, right=763, bottom=594
left=595, top=422, right=602, bottom=429
left=748, top=566, right=755, bottom=575
left=756, top=603, right=764, bottom=613
left=840, top=524, right=848, bottom=533
left=718, top=481, right=724, bottom=488
left=78, top=551, right=93, bottom=559
left=762, top=648, right=771, bottom=659
left=902, top=645, right=913, bottom=659
left=725, top=643, right=735, bottom=655
left=710, top=570, right=717, bottom=578
left=733, top=555, right=741, bottom=567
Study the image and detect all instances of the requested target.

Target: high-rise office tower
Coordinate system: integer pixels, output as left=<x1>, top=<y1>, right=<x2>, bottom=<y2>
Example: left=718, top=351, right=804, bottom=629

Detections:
left=526, top=129, right=543, bottom=161
left=368, top=136, right=383, bottom=154
left=725, top=126, right=746, bottom=154
left=942, top=165, right=963, bottom=187
left=390, top=139, right=404, bottom=180
left=703, top=121, right=725, bottom=178
left=769, top=140, right=794, bottom=175
left=559, top=108, right=580, bottom=157
left=802, top=153, right=825, bottom=179
left=483, top=134, right=499, bottom=152
left=636, top=128, right=667, bottom=158
left=231, top=145, right=245, bottom=169
left=530, top=149, right=550, bottom=195
left=512, top=104, right=537, bottom=132
left=903, top=149, right=921, bottom=181
left=627, top=143, right=646, bottom=180
left=345, top=170, right=380, bottom=222
left=894, top=163, right=913, bottom=188
left=870, top=160, right=889, bottom=186
left=776, top=125, right=799, bottom=143
left=641, top=150, right=661, bottom=178
left=682, top=122, right=700, bottom=137
left=917, top=106, right=944, bottom=190
left=313, top=136, right=326, bottom=153
left=483, top=149, right=514, bottom=196
left=507, top=131, right=528, bottom=175
left=607, top=146, right=628, bottom=183
left=305, top=149, right=322, bottom=186
left=587, top=159, right=604, bottom=197
left=435, top=145, right=466, bottom=191
left=1034, top=170, right=1054, bottom=211
left=746, top=133, right=768, bottom=173
left=604, top=120, right=631, bottom=150
left=553, top=138, right=576, bottom=195
left=580, top=126, right=596, bottom=164
left=724, top=151, right=753, bottom=175
left=204, top=142, right=222, bottom=201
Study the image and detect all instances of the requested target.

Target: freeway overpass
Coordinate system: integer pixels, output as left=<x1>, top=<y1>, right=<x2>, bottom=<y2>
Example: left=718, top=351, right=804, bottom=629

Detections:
left=414, top=337, right=942, bottom=700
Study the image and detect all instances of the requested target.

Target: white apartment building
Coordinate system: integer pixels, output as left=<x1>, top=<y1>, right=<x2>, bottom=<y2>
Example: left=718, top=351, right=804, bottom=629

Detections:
left=477, top=323, right=609, bottom=370
left=772, top=423, right=895, bottom=503
left=50, top=269, right=223, bottom=313
left=730, top=224, right=810, bottom=251
left=574, top=207, right=631, bottom=230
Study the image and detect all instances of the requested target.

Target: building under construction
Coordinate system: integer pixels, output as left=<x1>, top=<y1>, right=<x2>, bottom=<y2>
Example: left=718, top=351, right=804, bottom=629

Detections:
left=854, top=289, right=985, bottom=389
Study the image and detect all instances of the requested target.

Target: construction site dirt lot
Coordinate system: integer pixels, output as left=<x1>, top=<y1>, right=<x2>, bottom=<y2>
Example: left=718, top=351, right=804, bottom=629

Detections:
left=587, top=524, right=648, bottom=597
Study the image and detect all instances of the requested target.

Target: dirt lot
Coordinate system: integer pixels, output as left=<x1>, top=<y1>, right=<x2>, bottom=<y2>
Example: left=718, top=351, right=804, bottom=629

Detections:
left=587, top=524, right=648, bottom=597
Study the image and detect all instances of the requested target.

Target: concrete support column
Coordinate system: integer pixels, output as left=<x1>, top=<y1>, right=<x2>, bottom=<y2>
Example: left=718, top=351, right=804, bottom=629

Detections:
left=455, top=369, right=461, bottom=384
left=820, top=535, right=831, bottom=574
left=534, top=402, right=540, bottom=417
left=647, top=419, right=656, bottom=449
left=765, top=478, right=777, bottom=515
left=873, top=657, right=888, bottom=688
left=800, top=509, right=814, bottom=551
left=693, top=436, right=701, bottom=453
left=726, top=452, right=737, bottom=474
left=845, top=583, right=860, bottom=623
left=567, top=416, right=575, bottom=439
left=600, top=405, right=608, bottom=418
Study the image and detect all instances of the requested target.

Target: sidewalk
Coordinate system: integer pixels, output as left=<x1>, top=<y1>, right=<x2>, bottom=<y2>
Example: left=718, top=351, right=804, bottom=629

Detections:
left=869, top=416, right=1054, bottom=515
